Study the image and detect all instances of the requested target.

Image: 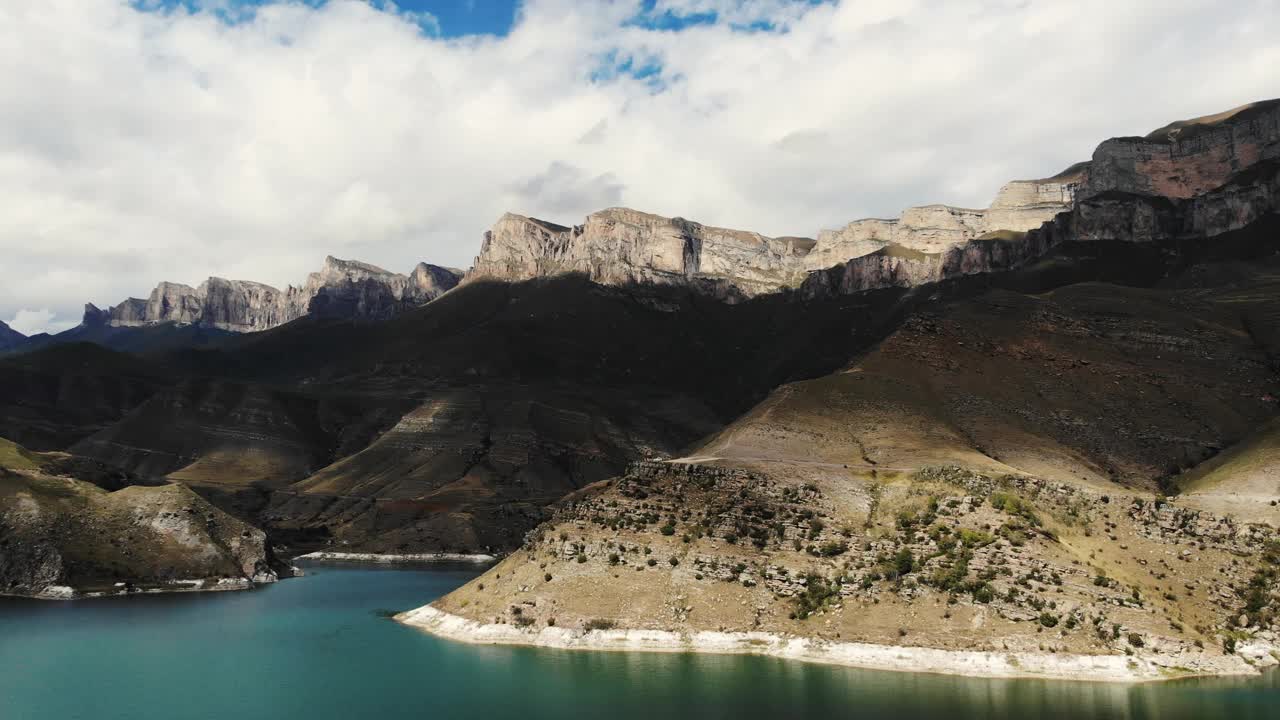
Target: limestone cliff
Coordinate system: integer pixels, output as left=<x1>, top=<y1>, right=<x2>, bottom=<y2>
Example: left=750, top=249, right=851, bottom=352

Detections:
left=470, top=208, right=812, bottom=300
left=1082, top=99, right=1280, bottom=199
left=802, top=160, right=1280, bottom=298
left=809, top=170, right=1084, bottom=265
left=93, top=256, right=462, bottom=332
left=471, top=98, right=1280, bottom=300
left=468, top=177, right=1079, bottom=300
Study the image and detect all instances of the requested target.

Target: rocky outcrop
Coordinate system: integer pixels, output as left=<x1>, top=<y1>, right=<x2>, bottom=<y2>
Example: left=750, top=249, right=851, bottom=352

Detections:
left=809, top=170, right=1085, bottom=264
left=303, top=257, right=463, bottom=322
left=801, top=160, right=1280, bottom=298
left=1082, top=99, right=1280, bottom=200
left=468, top=179, right=1081, bottom=301
left=0, top=320, right=24, bottom=352
left=470, top=209, right=812, bottom=300
left=93, top=256, right=462, bottom=333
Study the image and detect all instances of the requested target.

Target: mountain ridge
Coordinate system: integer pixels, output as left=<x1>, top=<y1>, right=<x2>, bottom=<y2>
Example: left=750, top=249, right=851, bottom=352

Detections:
left=0, top=320, right=24, bottom=352
left=468, top=98, right=1280, bottom=300
left=85, top=255, right=464, bottom=334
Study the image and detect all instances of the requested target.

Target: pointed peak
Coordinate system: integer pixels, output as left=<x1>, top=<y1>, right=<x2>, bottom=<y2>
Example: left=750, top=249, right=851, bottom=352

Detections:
left=81, top=303, right=110, bottom=327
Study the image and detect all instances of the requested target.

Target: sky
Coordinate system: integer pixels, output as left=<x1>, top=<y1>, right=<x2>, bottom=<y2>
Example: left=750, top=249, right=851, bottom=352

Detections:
left=2, top=0, right=1278, bottom=335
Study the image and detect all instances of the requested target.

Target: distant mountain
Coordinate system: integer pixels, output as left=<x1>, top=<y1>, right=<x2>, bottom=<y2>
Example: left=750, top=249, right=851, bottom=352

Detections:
left=0, top=320, right=24, bottom=352
left=90, top=255, right=463, bottom=333
left=12, top=309, right=236, bottom=357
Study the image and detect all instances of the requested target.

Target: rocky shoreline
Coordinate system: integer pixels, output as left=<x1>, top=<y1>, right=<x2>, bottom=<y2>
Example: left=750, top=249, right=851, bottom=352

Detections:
left=294, top=551, right=497, bottom=564
left=396, top=605, right=1279, bottom=684
left=1, top=576, right=278, bottom=601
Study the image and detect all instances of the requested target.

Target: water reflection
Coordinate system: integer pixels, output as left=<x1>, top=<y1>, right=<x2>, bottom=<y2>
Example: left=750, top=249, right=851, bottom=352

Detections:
left=475, top=643, right=1280, bottom=719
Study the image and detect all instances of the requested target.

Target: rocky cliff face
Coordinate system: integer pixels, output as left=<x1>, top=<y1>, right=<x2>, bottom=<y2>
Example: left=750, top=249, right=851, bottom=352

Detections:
left=468, top=178, right=1080, bottom=300
left=94, top=256, right=462, bottom=333
left=470, top=99, right=1280, bottom=300
left=1082, top=100, right=1280, bottom=199
left=801, top=160, right=1280, bottom=298
left=809, top=171, right=1084, bottom=265
left=470, top=208, right=812, bottom=300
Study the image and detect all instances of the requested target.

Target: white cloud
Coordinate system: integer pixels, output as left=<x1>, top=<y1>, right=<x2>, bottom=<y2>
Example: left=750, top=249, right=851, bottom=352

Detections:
left=7, top=308, right=77, bottom=336
left=1, top=0, right=1278, bottom=326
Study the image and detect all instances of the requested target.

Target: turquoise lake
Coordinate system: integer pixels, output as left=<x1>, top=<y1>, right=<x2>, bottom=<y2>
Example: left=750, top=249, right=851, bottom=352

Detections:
left=1, top=562, right=1276, bottom=719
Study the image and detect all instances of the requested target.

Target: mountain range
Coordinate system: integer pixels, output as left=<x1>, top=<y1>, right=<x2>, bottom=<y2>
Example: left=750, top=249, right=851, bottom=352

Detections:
left=2, top=98, right=1278, bottom=676
left=4, top=256, right=463, bottom=356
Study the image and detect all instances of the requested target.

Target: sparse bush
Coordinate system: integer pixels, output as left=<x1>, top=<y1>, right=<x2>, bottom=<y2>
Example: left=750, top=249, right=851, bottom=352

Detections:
left=990, top=492, right=1041, bottom=525
left=818, top=540, right=848, bottom=557
left=792, top=574, right=840, bottom=620
left=887, top=548, right=915, bottom=579
left=585, top=618, right=616, bottom=632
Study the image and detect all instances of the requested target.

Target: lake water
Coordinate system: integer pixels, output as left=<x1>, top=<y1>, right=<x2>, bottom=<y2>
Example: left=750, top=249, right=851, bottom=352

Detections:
left=1, top=562, right=1276, bottom=719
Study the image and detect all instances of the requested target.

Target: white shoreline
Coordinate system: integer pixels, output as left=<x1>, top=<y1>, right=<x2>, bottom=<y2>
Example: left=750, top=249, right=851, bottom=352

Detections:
left=397, top=605, right=1278, bottom=683
left=294, top=551, right=497, bottom=564
left=3, top=577, right=268, bottom=601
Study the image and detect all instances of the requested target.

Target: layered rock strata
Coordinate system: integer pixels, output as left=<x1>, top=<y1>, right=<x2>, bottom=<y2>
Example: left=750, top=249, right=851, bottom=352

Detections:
left=471, top=99, right=1280, bottom=300
left=801, top=161, right=1280, bottom=298
left=468, top=175, right=1081, bottom=300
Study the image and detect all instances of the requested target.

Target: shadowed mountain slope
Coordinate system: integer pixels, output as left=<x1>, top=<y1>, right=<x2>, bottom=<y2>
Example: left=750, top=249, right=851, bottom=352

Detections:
left=697, top=256, right=1280, bottom=499
left=0, top=344, right=169, bottom=451
left=0, top=436, right=286, bottom=599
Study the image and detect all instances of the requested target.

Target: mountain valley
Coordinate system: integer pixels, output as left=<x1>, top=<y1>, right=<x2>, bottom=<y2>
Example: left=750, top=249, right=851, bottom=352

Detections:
left=3, top=97, right=1279, bottom=682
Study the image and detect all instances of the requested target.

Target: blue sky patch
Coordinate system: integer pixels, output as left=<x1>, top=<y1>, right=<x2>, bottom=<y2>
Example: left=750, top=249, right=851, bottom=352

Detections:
left=626, top=0, right=833, bottom=34
left=131, top=0, right=519, bottom=37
